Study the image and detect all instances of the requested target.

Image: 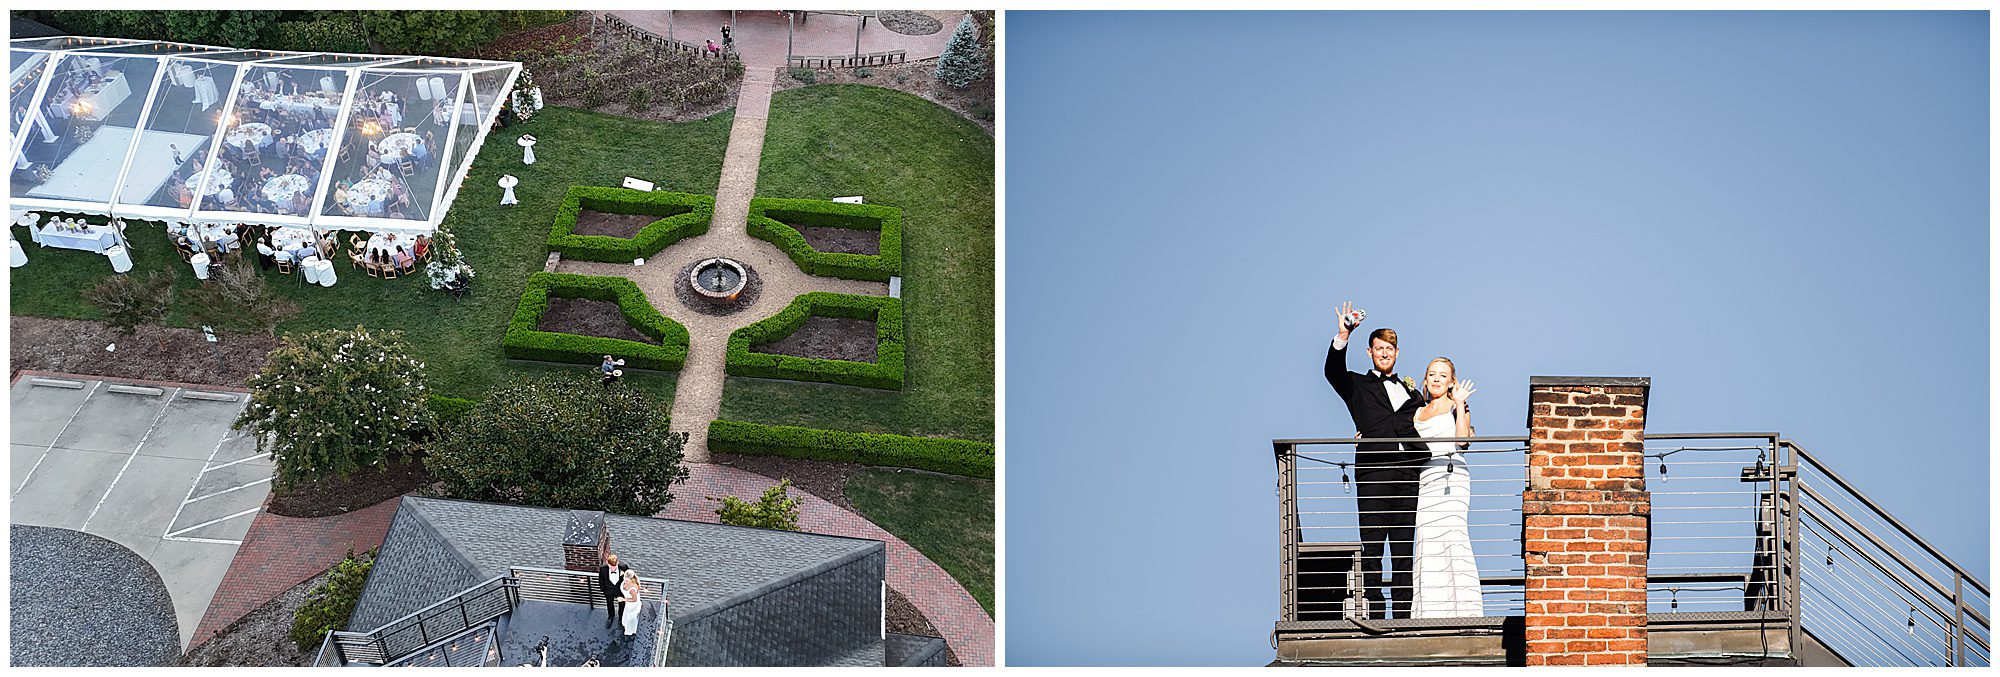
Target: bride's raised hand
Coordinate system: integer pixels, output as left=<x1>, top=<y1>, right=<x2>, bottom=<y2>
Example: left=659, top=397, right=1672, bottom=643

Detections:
left=1451, top=379, right=1476, bottom=407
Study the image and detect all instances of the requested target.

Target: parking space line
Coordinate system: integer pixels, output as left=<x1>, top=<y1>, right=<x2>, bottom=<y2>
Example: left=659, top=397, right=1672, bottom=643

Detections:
left=202, top=450, right=270, bottom=473
left=163, top=426, right=246, bottom=539
left=14, top=380, right=102, bottom=497
left=164, top=507, right=261, bottom=538
left=185, top=477, right=274, bottom=504
left=163, top=535, right=243, bottom=546
left=80, top=388, right=181, bottom=531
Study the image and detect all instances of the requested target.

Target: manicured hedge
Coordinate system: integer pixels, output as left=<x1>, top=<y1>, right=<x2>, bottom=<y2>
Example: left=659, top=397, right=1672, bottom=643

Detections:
left=425, top=395, right=478, bottom=426
left=708, top=420, right=994, bottom=479
left=548, top=187, right=714, bottom=263
left=746, top=198, right=902, bottom=282
left=502, top=272, right=690, bottom=369
left=727, top=292, right=903, bottom=390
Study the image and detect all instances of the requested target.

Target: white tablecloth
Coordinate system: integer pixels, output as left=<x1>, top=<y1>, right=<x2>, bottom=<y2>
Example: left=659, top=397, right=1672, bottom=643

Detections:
left=226, top=122, right=275, bottom=149
left=298, top=128, right=334, bottom=157
left=377, top=132, right=421, bottom=165
left=34, top=224, right=117, bottom=253
left=271, top=226, right=315, bottom=251
left=365, top=233, right=416, bottom=257
left=196, top=166, right=234, bottom=196
left=343, top=178, right=392, bottom=216
left=257, top=94, right=341, bottom=117
left=263, top=174, right=311, bottom=204
left=72, top=71, right=130, bottom=122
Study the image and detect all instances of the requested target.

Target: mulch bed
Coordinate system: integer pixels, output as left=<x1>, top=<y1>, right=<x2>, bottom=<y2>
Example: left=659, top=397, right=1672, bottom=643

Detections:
left=710, top=452, right=958, bottom=666
left=536, top=298, right=659, bottom=344
left=672, top=259, right=763, bottom=316
left=749, top=316, right=877, bottom=362
left=794, top=224, right=880, bottom=255
left=570, top=210, right=660, bottom=239
left=266, top=456, right=434, bottom=518
left=181, top=566, right=331, bottom=667
left=10, top=316, right=277, bottom=387
left=878, top=11, right=944, bottom=36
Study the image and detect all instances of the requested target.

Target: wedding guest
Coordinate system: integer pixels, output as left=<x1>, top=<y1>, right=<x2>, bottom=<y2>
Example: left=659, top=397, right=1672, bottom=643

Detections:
left=412, top=235, right=430, bottom=260
left=600, top=355, right=618, bottom=375
left=601, top=369, right=623, bottom=387
left=393, top=245, right=414, bottom=272
left=169, top=143, right=184, bottom=166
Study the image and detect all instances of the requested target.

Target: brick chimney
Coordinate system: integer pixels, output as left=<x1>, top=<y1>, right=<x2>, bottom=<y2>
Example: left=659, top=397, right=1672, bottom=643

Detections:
left=1522, top=376, right=1650, bottom=666
left=562, top=510, right=610, bottom=572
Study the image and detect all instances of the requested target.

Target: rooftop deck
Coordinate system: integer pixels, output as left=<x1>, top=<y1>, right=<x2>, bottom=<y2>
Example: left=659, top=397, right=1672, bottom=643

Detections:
left=316, top=566, right=670, bottom=667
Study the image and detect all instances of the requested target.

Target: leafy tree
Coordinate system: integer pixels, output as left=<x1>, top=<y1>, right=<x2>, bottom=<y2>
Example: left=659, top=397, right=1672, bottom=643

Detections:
left=714, top=479, right=802, bottom=531
left=427, top=372, right=689, bottom=515
left=83, top=270, right=176, bottom=338
left=934, top=15, right=986, bottom=88
left=235, top=327, right=436, bottom=489
left=359, top=10, right=506, bottom=56
left=184, top=257, right=301, bottom=338
left=161, top=10, right=279, bottom=48
left=291, top=548, right=376, bottom=651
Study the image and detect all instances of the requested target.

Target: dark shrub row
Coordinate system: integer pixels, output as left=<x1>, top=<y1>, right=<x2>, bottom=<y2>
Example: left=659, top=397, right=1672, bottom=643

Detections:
left=548, top=187, right=714, bottom=262
left=708, top=420, right=994, bottom=479
left=727, top=292, right=903, bottom=390
left=745, top=197, right=902, bottom=282
left=503, top=272, right=689, bottom=369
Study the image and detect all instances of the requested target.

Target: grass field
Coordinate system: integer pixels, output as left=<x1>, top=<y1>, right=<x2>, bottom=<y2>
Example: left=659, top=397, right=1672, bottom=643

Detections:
left=845, top=466, right=995, bottom=614
left=723, top=84, right=996, bottom=442
left=10, top=106, right=733, bottom=401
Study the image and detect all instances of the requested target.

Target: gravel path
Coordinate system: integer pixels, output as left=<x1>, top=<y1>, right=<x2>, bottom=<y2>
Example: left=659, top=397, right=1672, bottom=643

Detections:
left=554, top=66, right=888, bottom=463
left=11, top=525, right=183, bottom=667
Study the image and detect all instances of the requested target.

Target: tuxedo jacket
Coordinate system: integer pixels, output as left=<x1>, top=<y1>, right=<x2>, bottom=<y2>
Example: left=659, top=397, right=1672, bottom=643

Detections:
left=1323, top=338, right=1431, bottom=467
left=598, top=563, right=632, bottom=597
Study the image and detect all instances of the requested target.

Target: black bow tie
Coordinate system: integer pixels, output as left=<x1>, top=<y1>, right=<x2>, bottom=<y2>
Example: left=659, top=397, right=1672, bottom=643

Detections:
left=1374, top=373, right=1399, bottom=383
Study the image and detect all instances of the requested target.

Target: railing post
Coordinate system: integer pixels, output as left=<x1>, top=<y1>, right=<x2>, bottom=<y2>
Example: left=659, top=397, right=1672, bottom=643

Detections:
left=1277, top=442, right=1298, bottom=624
left=1953, top=573, right=1964, bottom=666
left=1783, top=442, right=1802, bottom=655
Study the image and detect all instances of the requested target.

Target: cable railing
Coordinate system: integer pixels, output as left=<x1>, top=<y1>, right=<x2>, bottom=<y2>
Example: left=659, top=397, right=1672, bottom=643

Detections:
left=1786, top=439, right=1989, bottom=667
left=316, top=575, right=518, bottom=666
left=1273, top=432, right=1990, bottom=667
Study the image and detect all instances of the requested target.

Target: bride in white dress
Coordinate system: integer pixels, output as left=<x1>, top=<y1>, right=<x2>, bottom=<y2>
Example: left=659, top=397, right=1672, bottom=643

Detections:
left=620, top=568, right=644, bottom=636
left=1411, top=357, right=1483, bottom=618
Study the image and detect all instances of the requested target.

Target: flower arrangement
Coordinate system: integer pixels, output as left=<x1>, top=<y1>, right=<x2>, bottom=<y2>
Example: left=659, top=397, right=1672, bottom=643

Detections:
left=508, top=67, right=545, bottom=123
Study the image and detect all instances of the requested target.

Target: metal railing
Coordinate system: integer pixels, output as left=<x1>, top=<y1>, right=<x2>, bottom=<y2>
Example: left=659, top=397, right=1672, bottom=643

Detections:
left=318, top=575, right=518, bottom=666
left=1272, top=432, right=1991, bottom=666
left=1786, top=439, right=1990, bottom=667
left=786, top=50, right=907, bottom=69
left=510, top=566, right=674, bottom=667
left=596, top=13, right=741, bottom=61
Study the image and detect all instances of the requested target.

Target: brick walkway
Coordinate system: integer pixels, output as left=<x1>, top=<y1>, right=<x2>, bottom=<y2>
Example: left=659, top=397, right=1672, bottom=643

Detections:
left=660, top=463, right=993, bottom=666
left=189, top=497, right=403, bottom=647
left=558, top=63, right=888, bottom=463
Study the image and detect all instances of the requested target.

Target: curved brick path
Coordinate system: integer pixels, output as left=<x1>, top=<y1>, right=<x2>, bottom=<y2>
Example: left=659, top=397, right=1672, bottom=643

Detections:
left=190, top=497, right=402, bottom=647
left=659, top=463, right=993, bottom=666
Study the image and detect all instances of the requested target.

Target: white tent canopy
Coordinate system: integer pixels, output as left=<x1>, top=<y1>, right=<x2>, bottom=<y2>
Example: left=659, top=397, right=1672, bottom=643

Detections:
left=9, top=36, right=520, bottom=235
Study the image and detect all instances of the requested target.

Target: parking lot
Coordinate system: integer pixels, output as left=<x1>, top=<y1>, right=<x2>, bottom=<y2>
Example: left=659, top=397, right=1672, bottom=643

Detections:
left=11, top=374, right=271, bottom=649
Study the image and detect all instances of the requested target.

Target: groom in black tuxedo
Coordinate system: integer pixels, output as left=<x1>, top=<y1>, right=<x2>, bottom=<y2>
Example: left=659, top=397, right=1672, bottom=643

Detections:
left=598, top=553, right=632, bottom=627
left=1323, top=301, right=1430, bottom=619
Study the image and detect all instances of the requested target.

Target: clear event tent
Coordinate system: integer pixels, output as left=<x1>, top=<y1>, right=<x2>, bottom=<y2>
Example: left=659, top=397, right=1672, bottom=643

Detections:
left=9, top=36, right=520, bottom=238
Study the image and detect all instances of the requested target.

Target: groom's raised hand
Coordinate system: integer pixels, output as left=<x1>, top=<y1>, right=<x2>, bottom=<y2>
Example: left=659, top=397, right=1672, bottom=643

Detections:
left=1336, top=300, right=1358, bottom=342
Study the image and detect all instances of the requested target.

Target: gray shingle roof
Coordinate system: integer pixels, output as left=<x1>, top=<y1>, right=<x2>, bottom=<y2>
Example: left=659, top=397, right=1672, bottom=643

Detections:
left=348, top=497, right=907, bottom=666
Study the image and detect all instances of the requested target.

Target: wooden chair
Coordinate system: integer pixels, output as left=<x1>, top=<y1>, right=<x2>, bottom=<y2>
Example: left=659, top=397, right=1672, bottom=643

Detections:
left=381, top=257, right=400, bottom=279
left=398, top=160, right=416, bottom=178
left=174, top=238, right=198, bottom=261
left=363, top=252, right=382, bottom=278
left=275, top=256, right=294, bottom=274
left=242, top=143, right=262, bottom=166
left=349, top=251, right=367, bottom=271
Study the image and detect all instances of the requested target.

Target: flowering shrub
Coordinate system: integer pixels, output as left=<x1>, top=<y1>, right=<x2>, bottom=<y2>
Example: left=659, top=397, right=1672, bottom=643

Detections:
left=426, top=372, right=689, bottom=515
left=234, top=327, right=436, bottom=489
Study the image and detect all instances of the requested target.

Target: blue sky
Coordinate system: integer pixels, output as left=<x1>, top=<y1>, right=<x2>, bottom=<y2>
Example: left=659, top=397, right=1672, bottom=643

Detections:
left=1003, top=11, right=1989, bottom=666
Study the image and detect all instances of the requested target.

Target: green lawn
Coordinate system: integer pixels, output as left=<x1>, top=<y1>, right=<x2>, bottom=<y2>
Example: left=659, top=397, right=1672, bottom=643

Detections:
left=724, top=84, right=996, bottom=443
left=10, top=106, right=733, bottom=401
left=844, top=467, right=995, bottom=614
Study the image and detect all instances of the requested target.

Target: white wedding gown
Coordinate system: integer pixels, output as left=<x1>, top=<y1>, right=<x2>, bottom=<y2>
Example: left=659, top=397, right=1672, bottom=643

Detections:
left=1412, top=408, right=1484, bottom=618
left=620, top=582, right=643, bottom=635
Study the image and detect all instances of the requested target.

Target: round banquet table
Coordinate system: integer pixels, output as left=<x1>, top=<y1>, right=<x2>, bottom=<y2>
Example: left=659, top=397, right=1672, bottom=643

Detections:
left=298, top=128, right=334, bottom=158
left=377, top=132, right=421, bottom=165
left=196, top=166, right=234, bottom=196
left=226, top=122, right=275, bottom=149
left=344, top=178, right=392, bottom=216
left=262, top=174, right=311, bottom=205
